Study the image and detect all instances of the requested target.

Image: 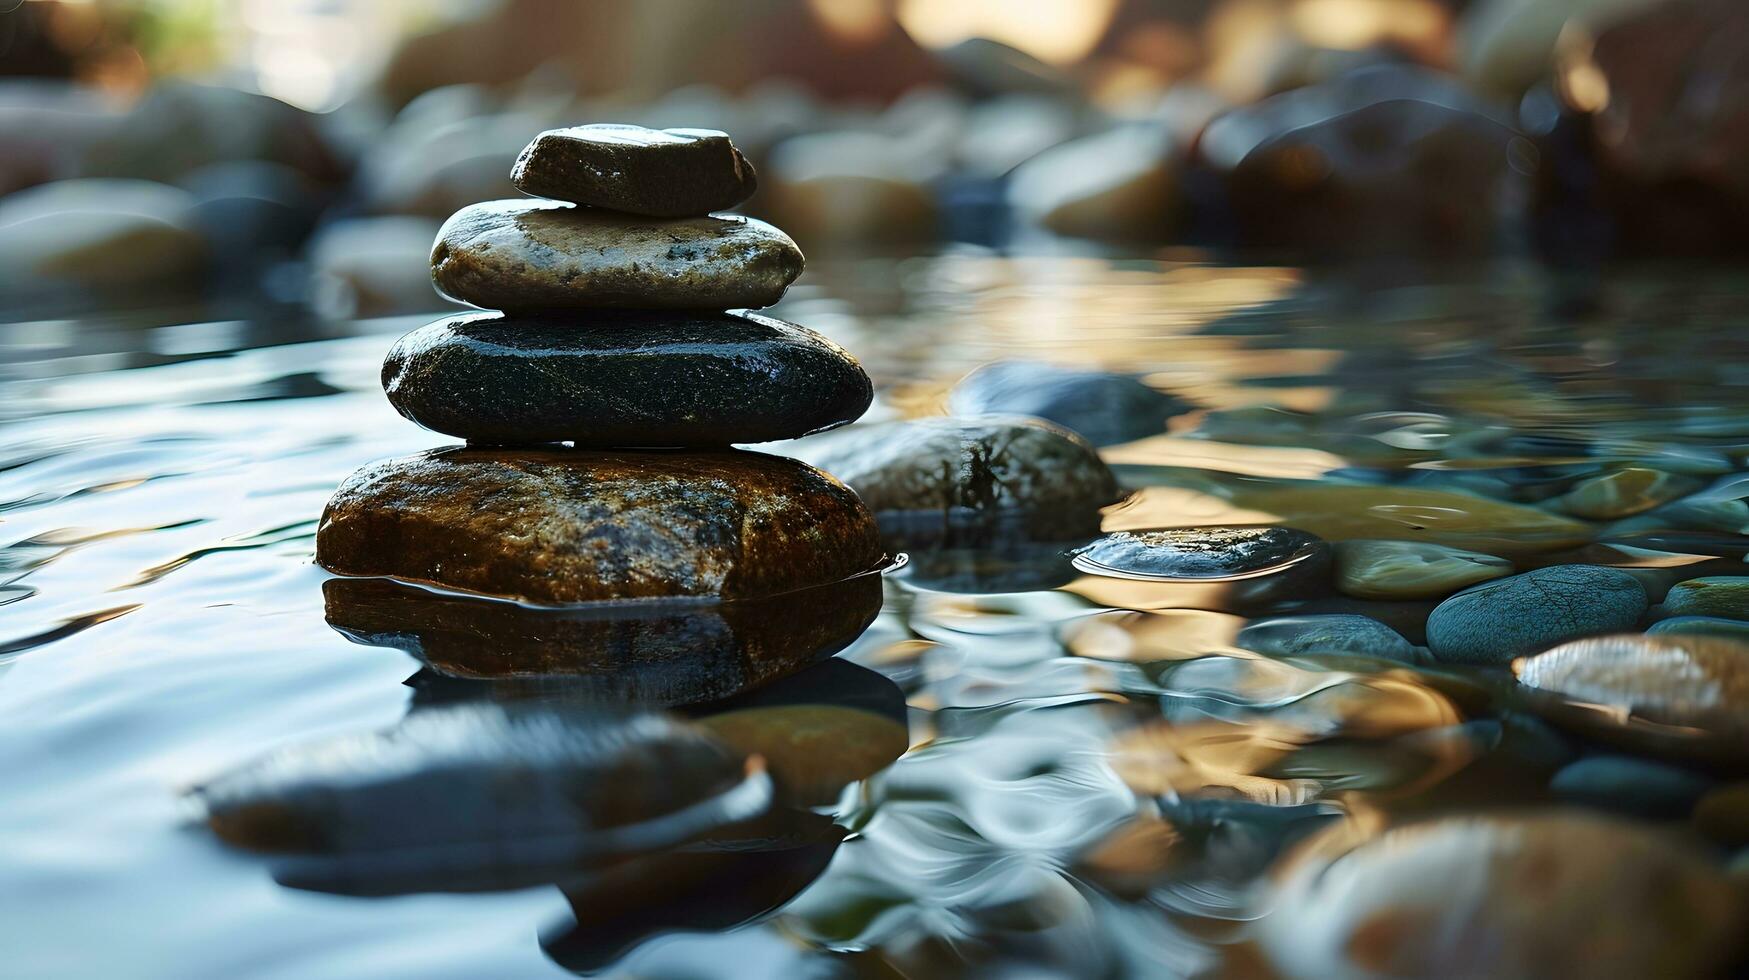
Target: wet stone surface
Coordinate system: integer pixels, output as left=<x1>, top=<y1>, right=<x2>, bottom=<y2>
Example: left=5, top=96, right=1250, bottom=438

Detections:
left=315, top=447, right=885, bottom=604
left=430, top=200, right=803, bottom=312
left=1426, top=565, right=1649, bottom=665
left=383, top=310, right=871, bottom=447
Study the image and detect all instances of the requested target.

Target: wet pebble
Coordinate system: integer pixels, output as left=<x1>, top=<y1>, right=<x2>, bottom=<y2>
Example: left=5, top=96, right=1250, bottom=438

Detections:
left=1555, top=467, right=1700, bottom=520
left=1661, top=576, right=1749, bottom=621
left=383, top=311, right=870, bottom=446
left=1514, top=633, right=1749, bottom=765
left=430, top=200, right=803, bottom=312
left=946, top=360, right=1185, bottom=447
left=1426, top=565, right=1648, bottom=665
left=1258, top=813, right=1747, bottom=979
left=1332, top=539, right=1513, bottom=600
left=1549, top=755, right=1714, bottom=819
left=794, top=417, right=1122, bottom=547
left=1648, top=616, right=1749, bottom=641
left=193, top=703, right=772, bottom=894
left=1237, top=614, right=1420, bottom=663
left=511, top=124, right=757, bottom=217
left=1072, top=526, right=1328, bottom=581
left=316, top=447, right=884, bottom=605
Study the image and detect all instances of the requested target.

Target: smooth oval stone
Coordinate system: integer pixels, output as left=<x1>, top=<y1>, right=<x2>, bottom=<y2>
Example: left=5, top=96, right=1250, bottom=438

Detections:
left=511, top=124, right=757, bottom=217
left=1649, top=616, right=1749, bottom=641
left=946, top=360, right=1185, bottom=447
left=1514, top=633, right=1749, bottom=765
left=1549, top=755, right=1715, bottom=818
left=430, top=200, right=803, bottom=313
left=1237, top=614, right=1419, bottom=662
left=1662, top=576, right=1749, bottom=621
left=1333, top=539, right=1513, bottom=600
left=323, top=572, right=882, bottom=707
left=1426, top=565, right=1648, bottom=665
left=383, top=311, right=871, bottom=447
left=794, top=417, right=1123, bottom=547
left=1072, top=526, right=1328, bottom=581
left=1226, top=483, right=1595, bottom=558
left=1258, top=814, right=1746, bottom=980
left=193, top=703, right=771, bottom=895
left=1556, top=467, right=1700, bottom=520
left=316, top=447, right=884, bottom=605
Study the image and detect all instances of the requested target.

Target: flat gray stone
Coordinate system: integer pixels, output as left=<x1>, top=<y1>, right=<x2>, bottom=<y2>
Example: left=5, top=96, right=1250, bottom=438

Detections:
left=431, top=200, right=802, bottom=312
left=383, top=310, right=871, bottom=446
left=511, top=124, right=757, bottom=217
left=1426, top=565, right=1648, bottom=665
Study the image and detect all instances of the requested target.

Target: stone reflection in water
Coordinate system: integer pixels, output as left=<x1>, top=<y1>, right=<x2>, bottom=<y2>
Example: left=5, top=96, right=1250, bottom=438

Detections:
left=322, top=571, right=883, bottom=707
left=1066, top=525, right=1333, bottom=612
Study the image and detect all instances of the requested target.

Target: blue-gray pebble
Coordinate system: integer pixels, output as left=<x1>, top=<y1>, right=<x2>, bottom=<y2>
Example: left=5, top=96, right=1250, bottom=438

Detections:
left=947, top=361, right=1185, bottom=447
left=1237, top=614, right=1420, bottom=662
left=1426, top=565, right=1647, bottom=665
left=1550, top=755, right=1714, bottom=819
left=1661, top=576, right=1749, bottom=621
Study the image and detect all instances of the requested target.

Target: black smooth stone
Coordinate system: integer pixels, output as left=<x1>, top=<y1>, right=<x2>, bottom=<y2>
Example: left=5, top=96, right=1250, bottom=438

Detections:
left=383, top=311, right=872, bottom=447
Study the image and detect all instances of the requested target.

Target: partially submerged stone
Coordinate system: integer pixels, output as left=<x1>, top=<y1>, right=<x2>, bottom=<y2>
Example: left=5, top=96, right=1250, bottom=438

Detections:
left=511, top=124, right=757, bottom=217
left=946, top=360, right=1186, bottom=447
left=1426, top=565, right=1648, bottom=665
left=430, top=200, right=802, bottom=312
left=794, top=417, right=1123, bottom=547
left=1556, top=467, right=1700, bottom=519
left=1333, top=539, right=1513, bottom=600
left=1258, top=814, right=1746, bottom=979
left=1237, top=614, right=1420, bottom=663
left=193, top=703, right=772, bottom=894
left=383, top=311, right=871, bottom=447
left=1514, top=632, right=1749, bottom=765
left=315, top=447, right=884, bottom=605
left=323, top=572, right=883, bottom=707
left=1068, top=526, right=1332, bottom=612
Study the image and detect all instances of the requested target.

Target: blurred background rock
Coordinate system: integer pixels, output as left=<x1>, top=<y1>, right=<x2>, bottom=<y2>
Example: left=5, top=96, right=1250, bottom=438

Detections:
left=0, top=0, right=1744, bottom=321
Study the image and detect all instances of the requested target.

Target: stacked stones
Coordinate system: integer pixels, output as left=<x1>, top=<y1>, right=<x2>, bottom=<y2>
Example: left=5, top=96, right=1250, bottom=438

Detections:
left=315, top=125, right=885, bottom=635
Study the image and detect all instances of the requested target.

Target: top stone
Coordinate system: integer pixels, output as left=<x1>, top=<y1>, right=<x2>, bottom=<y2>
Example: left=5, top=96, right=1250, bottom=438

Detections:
left=511, top=124, right=758, bottom=217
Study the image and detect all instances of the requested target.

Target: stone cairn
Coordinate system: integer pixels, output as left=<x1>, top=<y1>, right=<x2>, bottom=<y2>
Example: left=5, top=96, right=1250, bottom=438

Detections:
left=313, top=124, right=889, bottom=699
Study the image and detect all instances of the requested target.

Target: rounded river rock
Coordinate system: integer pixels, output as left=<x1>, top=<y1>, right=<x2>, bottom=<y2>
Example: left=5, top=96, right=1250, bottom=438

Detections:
left=383, top=311, right=872, bottom=446
left=315, top=447, right=885, bottom=605
left=1426, top=565, right=1648, bottom=665
left=431, top=200, right=803, bottom=313
left=512, top=124, right=757, bottom=217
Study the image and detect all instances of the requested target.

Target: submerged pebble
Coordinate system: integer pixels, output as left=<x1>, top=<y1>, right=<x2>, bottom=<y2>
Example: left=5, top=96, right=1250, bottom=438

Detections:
left=1426, top=565, right=1648, bottom=665
left=1072, top=526, right=1328, bottom=581
left=1257, top=814, right=1747, bottom=979
left=1549, top=755, right=1715, bottom=818
left=946, top=360, right=1185, bottom=447
left=1332, top=539, right=1513, bottom=600
left=1556, top=467, right=1700, bottom=520
left=315, top=447, right=883, bottom=605
left=431, top=200, right=803, bottom=312
left=193, top=703, right=771, bottom=894
left=1648, top=616, right=1749, bottom=641
left=1661, top=576, right=1749, bottom=621
left=1236, top=614, right=1419, bottom=662
left=382, top=310, right=871, bottom=447
left=1514, top=633, right=1749, bottom=765
left=795, top=417, right=1122, bottom=547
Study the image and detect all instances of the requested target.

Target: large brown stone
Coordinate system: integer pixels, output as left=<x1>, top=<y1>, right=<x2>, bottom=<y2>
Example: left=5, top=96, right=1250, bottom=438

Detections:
left=315, top=448, right=885, bottom=605
left=430, top=200, right=803, bottom=312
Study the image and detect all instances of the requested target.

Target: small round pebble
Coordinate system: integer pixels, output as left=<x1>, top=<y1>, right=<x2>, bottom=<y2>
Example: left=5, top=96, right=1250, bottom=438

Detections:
left=1333, top=539, right=1513, bottom=600
left=1426, top=565, right=1648, bottom=665
left=1072, top=526, right=1329, bottom=581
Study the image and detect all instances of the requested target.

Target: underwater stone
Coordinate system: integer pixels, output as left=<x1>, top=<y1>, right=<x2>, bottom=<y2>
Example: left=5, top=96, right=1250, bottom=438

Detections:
left=1332, top=539, right=1513, bottom=600
left=1661, top=576, right=1749, bottom=621
left=1549, top=755, right=1714, bottom=818
left=1237, top=614, right=1419, bottom=662
left=946, top=360, right=1185, bottom=447
left=382, top=310, right=871, bottom=447
left=1426, top=565, right=1648, bottom=665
